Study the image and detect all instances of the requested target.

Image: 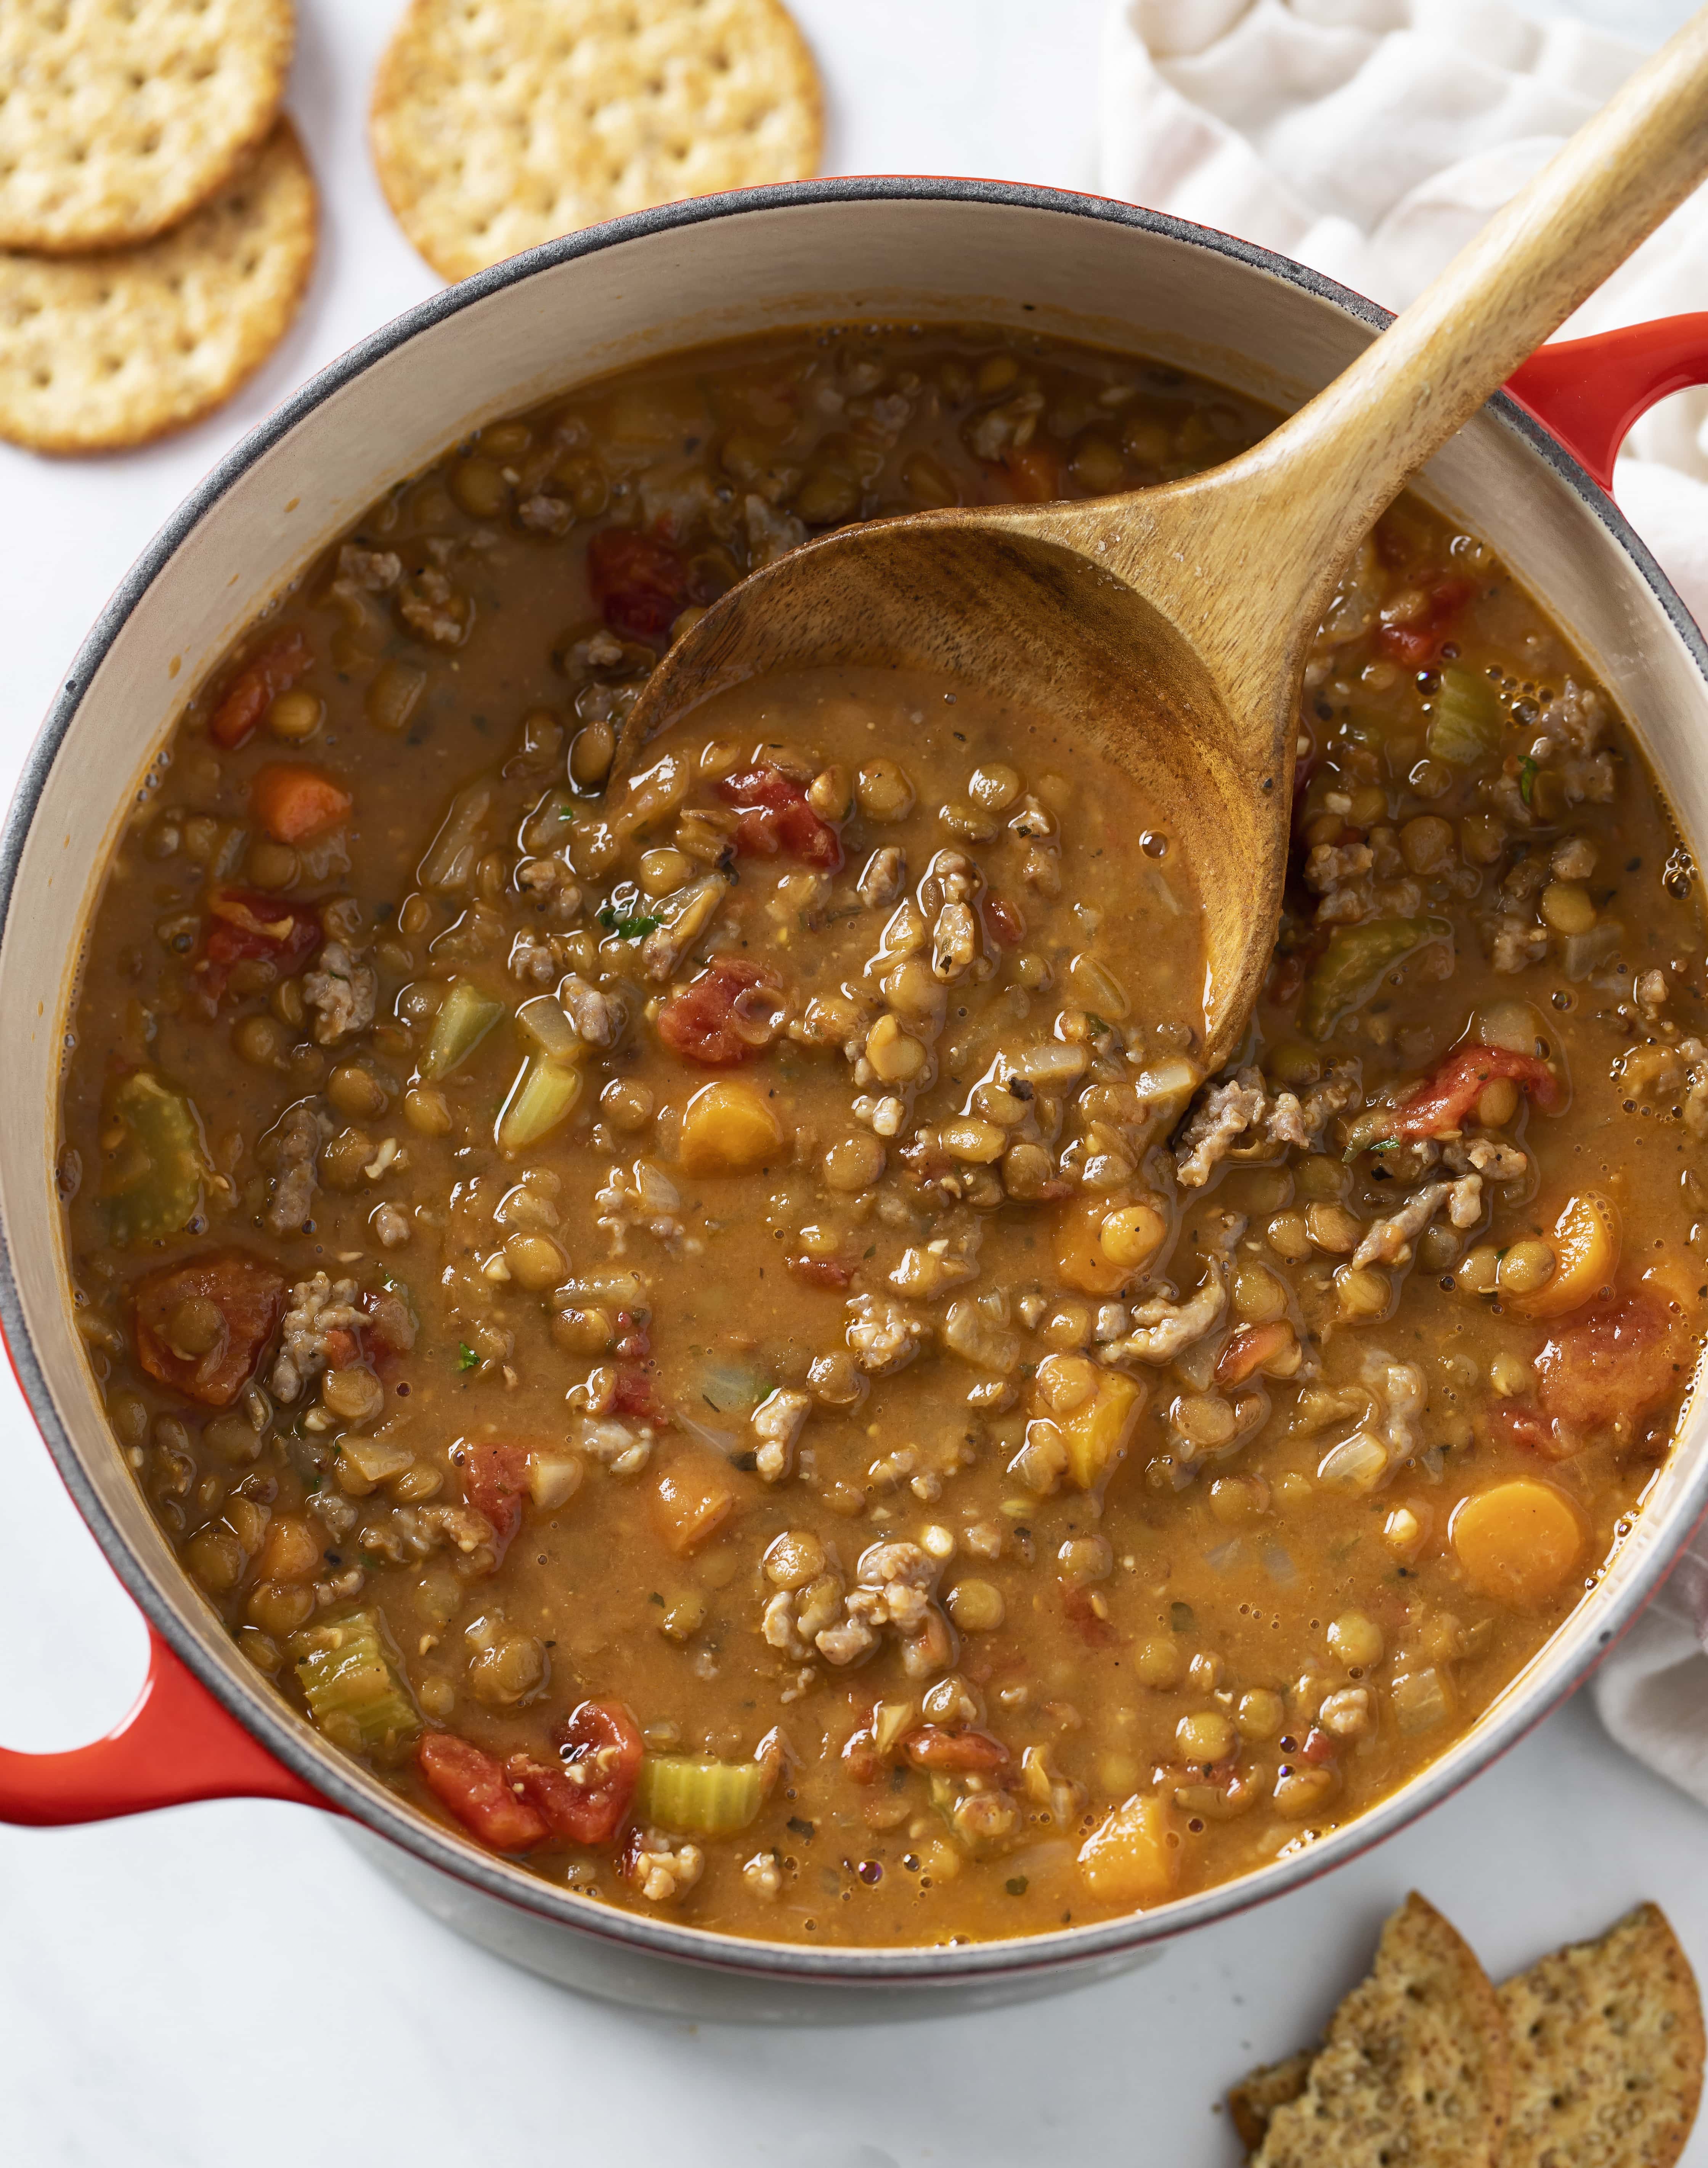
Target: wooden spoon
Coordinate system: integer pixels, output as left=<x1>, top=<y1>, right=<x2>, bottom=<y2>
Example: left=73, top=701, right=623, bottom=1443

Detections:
left=617, top=10, right=1708, bottom=1066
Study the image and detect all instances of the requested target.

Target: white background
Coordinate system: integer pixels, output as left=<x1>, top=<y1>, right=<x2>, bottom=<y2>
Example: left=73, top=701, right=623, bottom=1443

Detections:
left=2, top=3, right=1703, bottom=2162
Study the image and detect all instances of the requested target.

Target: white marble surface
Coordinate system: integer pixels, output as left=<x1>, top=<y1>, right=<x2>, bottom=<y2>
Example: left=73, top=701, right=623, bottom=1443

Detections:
left=2, top=2, right=1703, bottom=2160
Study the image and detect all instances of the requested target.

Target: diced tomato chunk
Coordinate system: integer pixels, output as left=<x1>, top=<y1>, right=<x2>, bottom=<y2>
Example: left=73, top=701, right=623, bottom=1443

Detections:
left=362, top=1286, right=417, bottom=1358
left=610, top=1364, right=657, bottom=1417
left=209, top=630, right=312, bottom=749
left=1372, top=1043, right=1559, bottom=1143
left=787, top=1253, right=852, bottom=1288
left=1300, top=1728, right=1337, bottom=1767
left=1536, top=1292, right=1679, bottom=1432
left=320, top=1326, right=361, bottom=1371
left=1062, top=1579, right=1116, bottom=1648
left=194, top=887, right=321, bottom=1008
left=902, top=1726, right=1011, bottom=1774
left=502, top=1756, right=593, bottom=1841
left=984, top=894, right=1025, bottom=946
left=999, top=444, right=1062, bottom=502
left=251, top=763, right=352, bottom=844
left=1269, top=950, right=1308, bottom=1008
left=1375, top=576, right=1473, bottom=669
left=1485, top=1398, right=1572, bottom=1460
left=418, top=1732, right=547, bottom=1852
left=456, top=1439, right=530, bottom=1556
left=840, top=1726, right=880, bottom=1785
left=586, top=527, right=689, bottom=644
left=132, top=1250, right=285, bottom=1407
left=1215, top=1321, right=1293, bottom=1387
left=657, top=956, right=780, bottom=1067
left=716, top=765, right=842, bottom=869
left=509, top=1701, right=643, bottom=1843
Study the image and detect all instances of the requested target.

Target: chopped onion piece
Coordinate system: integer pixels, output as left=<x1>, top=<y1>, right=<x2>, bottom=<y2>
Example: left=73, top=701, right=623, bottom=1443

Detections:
left=418, top=782, right=493, bottom=892
left=1562, top=920, right=1623, bottom=984
left=1262, top=1542, right=1297, bottom=1585
left=527, top=1451, right=584, bottom=1510
left=1390, top=1666, right=1454, bottom=1735
left=1316, top=1427, right=1391, bottom=1494
left=1010, top=1041, right=1090, bottom=1084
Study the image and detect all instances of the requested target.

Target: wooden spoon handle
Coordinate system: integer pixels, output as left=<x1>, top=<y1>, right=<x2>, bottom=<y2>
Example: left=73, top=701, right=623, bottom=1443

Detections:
left=1199, top=5, right=1708, bottom=638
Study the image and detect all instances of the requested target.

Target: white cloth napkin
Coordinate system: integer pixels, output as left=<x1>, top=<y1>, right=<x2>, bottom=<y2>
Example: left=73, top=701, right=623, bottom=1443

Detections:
left=1099, top=0, right=1708, bottom=1813
left=1596, top=1549, right=1708, bottom=1808
left=1098, top=0, right=1708, bottom=630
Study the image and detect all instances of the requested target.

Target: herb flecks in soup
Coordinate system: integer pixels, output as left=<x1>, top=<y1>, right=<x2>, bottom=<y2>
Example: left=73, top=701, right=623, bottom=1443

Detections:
left=60, top=326, right=1706, bottom=1946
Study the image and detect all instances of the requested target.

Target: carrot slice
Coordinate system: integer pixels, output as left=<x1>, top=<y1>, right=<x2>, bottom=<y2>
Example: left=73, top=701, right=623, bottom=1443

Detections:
left=252, top=763, right=352, bottom=843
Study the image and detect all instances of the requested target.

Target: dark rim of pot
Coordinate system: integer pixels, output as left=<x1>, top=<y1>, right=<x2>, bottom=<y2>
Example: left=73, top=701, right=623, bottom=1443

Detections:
left=5, top=175, right=1707, bottom=1988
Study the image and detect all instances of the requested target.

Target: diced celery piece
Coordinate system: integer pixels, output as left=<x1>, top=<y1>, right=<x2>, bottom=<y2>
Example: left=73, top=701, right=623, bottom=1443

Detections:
left=101, top=1070, right=205, bottom=1246
left=1302, top=916, right=1451, bottom=1040
left=295, top=1610, right=417, bottom=1755
left=515, top=993, right=582, bottom=1061
left=496, top=1053, right=583, bottom=1152
left=420, top=977, right=504, bottom=1080
left=1426, top=667, right=1502, bottom=767
left=633, top=1754, right=765, bottom=1837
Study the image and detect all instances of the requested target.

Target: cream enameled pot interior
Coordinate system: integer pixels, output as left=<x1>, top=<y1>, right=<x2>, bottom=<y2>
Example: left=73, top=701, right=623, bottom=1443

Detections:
left=7, top=183, right=1708, bottom=1990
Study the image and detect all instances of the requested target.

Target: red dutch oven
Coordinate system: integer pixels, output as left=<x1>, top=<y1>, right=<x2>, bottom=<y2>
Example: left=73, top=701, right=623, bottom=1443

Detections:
left=2, top=180, right=1706, bottom=2019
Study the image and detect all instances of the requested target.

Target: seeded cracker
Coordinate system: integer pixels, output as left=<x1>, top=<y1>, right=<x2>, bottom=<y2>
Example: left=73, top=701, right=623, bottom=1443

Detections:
left=1253, top=1894, right=1511, bottom=2168
left=0, top=1, right=295, bottom=255
left=370, top=0, right=823, bottom=283
left=0, top=122, right=316, bottom=454
left=1499, top=1903, right=1704, bottom=2168
left=1229, top=2051, right=1316, bottom=2154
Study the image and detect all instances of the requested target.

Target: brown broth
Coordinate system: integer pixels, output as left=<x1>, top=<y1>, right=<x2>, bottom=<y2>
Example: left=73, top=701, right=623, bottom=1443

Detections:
left=58, top=323, right=1708, bottom=1944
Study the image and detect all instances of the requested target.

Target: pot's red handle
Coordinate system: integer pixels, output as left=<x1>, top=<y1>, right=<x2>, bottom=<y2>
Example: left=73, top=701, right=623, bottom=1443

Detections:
left=1506, top=312, right=1708, bottom=491
left=0, top=1624, right=327, bottom=1825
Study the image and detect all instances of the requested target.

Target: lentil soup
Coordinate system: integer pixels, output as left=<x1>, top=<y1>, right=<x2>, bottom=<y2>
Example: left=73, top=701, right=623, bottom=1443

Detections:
left=58, top=324, right=1708, bottom=1946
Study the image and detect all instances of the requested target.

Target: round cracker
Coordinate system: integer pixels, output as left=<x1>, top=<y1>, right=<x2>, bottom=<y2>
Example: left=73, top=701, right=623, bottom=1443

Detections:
left=0, top=120, right=316, bottom=454
left=0, top=0, right=296, bottom=255
left=370, top=0, right=823, bottom=284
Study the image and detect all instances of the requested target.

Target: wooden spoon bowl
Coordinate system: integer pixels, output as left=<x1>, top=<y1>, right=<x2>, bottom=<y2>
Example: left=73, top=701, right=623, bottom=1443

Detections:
left=623, top=508, right=1270, bottom=1046
left=619, top=8, right=1708, bottom=1067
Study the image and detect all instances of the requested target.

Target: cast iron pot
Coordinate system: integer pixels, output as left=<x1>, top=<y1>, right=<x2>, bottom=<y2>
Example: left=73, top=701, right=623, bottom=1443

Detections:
left=2, top=179, right=1707, bottom=2022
